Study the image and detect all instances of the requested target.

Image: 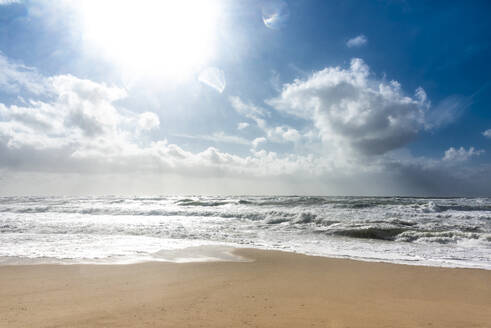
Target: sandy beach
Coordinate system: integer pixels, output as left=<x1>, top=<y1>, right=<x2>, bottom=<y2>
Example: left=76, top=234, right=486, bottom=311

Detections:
left=1, top=249, right=490, bottom=328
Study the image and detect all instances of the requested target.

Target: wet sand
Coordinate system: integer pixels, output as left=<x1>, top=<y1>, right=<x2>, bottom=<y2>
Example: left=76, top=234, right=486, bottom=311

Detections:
left=1, top=249, right=490, bottom=328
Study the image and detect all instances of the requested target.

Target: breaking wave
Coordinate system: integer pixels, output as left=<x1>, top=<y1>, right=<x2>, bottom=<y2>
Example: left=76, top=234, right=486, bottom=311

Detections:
left=328, top=226, right=407, bottom=241
left=0, top=196, right=490, bottom=268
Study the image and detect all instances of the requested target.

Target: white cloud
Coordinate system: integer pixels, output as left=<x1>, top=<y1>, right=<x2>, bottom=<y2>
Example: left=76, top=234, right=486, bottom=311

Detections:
left=1, top=53, right=490, bottom=196
left=443, top=146, right=484, bottom=162
left=229, top=96, right=267, bottom=128
left=0, top=70, right=316, bottom=179
left=252, top=137, right=266, bottom=148
left=174, top=132, right=250, bottom=146
left=267, top=126, right=301, bottom=143
left=207, top=132, right=250, bottom=145
left=0, top=54, right=167, bottom=168
left=0, top=53, right=46, bottom=95
left=268, top=58, right=429, bottom=155
left=0, top=0, right=20, bottom=5
left=138, top=112, right=160, bottom=131
left=52, top=74, right=127, bottom=137
left=237, top=122, right=249, bottom=130
left=198, top=67, right=226, bottom=93
left=425, top=95, right=464, bottom=128
left=346, top=35, right=368, bottom=48
left=0, top=74, right=130, bottom=151
left=51, top=74, right=126, bottom=103
left=230, top=96, right=303, bottom=145
left=483, top=129, right=491, bottom=138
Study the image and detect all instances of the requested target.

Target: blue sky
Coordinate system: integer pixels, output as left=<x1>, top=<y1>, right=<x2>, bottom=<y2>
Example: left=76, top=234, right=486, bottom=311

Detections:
left=0, top=0, right=490, bottom=196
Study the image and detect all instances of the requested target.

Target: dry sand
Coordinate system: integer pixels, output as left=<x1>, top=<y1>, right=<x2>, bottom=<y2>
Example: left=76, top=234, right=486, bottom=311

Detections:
left=1, top=249, right=490, bottom=328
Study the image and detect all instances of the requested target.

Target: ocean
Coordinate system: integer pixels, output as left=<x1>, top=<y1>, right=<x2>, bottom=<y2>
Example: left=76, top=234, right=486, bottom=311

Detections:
left=0, top=196, right=490, bottom=269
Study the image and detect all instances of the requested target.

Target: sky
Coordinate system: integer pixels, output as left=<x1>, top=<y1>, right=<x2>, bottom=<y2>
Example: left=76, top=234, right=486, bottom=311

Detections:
left=0, top=0, right=490, bottom=196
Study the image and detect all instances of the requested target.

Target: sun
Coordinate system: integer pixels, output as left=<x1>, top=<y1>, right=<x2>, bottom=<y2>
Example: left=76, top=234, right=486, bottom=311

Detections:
left=76, top=0, right=221, bottom=80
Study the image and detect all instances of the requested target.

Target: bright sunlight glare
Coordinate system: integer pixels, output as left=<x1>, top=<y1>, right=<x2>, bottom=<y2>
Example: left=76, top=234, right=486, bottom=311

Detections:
left=76, top=0, right=221, bottom=79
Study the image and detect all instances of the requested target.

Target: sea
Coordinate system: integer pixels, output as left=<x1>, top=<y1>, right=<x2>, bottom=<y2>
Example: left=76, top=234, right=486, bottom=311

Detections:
left=0, top=196, right=490, bottom=269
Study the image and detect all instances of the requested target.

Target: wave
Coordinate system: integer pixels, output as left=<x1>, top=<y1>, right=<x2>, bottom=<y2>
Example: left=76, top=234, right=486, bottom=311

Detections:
left=395, top=230, right=487, bottom=244
left=324, top=226, right=490, bottom=245
left=0, top=206, right=52, bottom=213
left=176, top=200, right=232, bottom=207
left=0, top=204, right=326, bottom=227
left=172, top=196, right=424, bottom=208
left=418, top=201, right=491, bottom=213
left=1, top=196, right=490, bottom=244
left=328, top=225, right=407, bottom=241
left=2, top=196, right=491, bottom=212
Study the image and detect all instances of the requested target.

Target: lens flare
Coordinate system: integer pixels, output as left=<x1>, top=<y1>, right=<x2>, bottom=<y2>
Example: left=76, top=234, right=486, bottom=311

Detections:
left=262, top=0, right=289, bottom=30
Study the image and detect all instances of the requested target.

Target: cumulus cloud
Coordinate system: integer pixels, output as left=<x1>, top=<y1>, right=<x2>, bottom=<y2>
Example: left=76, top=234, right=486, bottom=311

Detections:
left=443, top=146, right=484, bottom=162
left=346, top=35, right=368, bottom=48
left=483, top=129, right=491, bottom=138
left=267, top=126, right=301, bottom=143
left=237, top=122, right=250, bottom=130
left=138, top=112, right=160, bottom=131
left=0, top=76, right=127, bottom=150
left=0, top=55, right=283, bottom=183
left=268, top=58, right=429, bottom=155
left=1, top=53, right=490, bottom=196
left=0, top=54, right=167, bottom=172
left=53, top=75, right=127, bottom=137
left=0, top=60, right=313, bottom=180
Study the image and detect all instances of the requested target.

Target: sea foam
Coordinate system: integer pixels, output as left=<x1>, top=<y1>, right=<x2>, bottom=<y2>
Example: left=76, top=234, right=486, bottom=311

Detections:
left=0, top=196, right=489, bottom=269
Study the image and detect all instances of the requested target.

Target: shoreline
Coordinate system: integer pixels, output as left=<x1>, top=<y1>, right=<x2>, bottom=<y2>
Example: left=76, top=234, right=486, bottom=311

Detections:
left=1, top=248, right=490, bottom=327
left=1, top=245, right=490, bottom=271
